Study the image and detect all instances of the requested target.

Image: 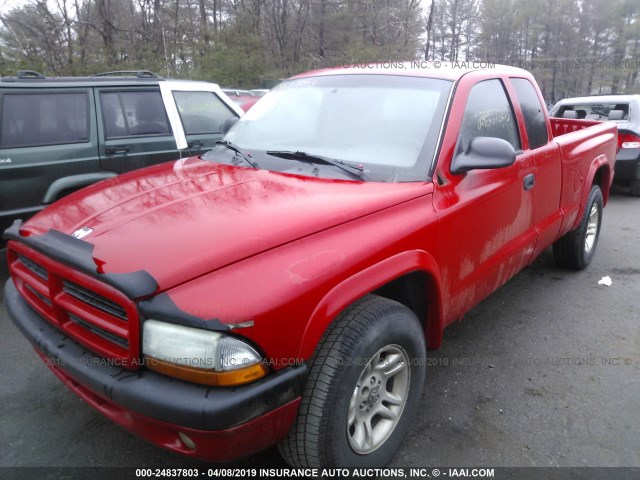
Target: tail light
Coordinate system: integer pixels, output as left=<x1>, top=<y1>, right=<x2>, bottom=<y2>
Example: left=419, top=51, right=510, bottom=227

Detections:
left=618, top=132, right=640, bottom=151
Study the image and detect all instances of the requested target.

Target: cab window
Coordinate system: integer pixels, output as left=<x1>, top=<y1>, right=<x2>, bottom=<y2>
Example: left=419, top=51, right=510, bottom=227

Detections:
left=457, top=79, right=520, bottom=154
left=511, top=78, right=548, bottom=149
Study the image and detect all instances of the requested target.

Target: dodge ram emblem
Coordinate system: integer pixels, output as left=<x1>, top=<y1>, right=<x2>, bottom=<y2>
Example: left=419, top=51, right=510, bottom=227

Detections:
left=72, top=227, right=93, bottom=239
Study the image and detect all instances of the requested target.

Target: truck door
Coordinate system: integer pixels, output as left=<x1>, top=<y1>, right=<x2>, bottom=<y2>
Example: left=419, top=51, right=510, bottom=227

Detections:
left=96, top=87, right=181, bottom=173
left=159, top=82, right=243, bottom=157
left=433, top=77, right=538, bottom=321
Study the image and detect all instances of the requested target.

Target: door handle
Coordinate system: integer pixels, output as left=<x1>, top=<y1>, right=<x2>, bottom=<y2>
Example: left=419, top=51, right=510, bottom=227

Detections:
left=187, top=141, right=204, bottom=149
left=105, top=145, right=130, bottom=154
left=523, top=173, right=535, bottom=190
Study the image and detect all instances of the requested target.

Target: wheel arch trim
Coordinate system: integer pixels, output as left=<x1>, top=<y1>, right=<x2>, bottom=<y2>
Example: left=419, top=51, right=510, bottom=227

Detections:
left=42, top=172, right=117, bottom=204
left=572, top=156, right=610, bottom=231
left=297, top=250, right=445, bottom=361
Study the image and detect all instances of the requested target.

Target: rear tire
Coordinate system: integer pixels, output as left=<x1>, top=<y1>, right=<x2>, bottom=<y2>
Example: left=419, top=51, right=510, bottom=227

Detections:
left=630, top=179, right=640, bottom=197
left=278, top=295, right=426, bottom=467
left=553, top=184, right=603, bottom=270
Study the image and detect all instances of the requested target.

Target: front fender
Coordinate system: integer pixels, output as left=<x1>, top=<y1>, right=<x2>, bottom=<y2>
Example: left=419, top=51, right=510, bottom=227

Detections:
left=297, top=249, right=445, bottom=360
left=160, top=194, right=441, bottom=365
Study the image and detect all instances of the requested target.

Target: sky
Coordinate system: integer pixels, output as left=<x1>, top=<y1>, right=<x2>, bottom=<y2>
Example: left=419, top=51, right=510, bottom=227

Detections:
left=0, top=0, right=29, bottom=16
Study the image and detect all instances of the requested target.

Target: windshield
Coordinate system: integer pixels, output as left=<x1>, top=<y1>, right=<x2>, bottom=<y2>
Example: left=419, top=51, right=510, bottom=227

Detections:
left=204, top=74, right=452, bottom=182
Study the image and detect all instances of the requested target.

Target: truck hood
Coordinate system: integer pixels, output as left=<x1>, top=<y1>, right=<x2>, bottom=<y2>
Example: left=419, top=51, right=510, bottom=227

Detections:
left=22, top=158, right=432, bottom=292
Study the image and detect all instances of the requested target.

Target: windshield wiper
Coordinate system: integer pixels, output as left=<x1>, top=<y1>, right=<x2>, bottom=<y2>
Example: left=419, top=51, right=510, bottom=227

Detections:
left=266, top=150, right=364, bottom=179
left=215, top=140, right=260, bottom=169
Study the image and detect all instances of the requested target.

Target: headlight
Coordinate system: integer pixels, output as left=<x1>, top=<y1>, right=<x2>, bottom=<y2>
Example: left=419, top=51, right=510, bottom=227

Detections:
left=142, top=320, right=268, bottom=386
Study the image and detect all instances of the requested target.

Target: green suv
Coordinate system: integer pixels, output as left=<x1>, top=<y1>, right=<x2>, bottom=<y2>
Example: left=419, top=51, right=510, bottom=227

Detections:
left=0, top=70, right=243, bottom=239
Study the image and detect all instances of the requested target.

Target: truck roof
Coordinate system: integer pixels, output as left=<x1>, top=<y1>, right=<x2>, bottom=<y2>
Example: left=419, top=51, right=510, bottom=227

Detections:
left=292, top=61, right=530, bottom=81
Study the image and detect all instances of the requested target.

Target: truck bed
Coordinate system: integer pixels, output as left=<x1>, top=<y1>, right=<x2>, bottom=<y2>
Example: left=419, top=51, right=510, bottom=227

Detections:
left=551, top=119, right=618, bottom=236
left=550, top=117, right=603, bottom=137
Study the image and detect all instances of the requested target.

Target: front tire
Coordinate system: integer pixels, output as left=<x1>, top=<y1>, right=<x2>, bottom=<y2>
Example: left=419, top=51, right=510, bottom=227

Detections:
left=553, top=184, right=603, bottom=270
left=278, top=295, right=426, bottom=467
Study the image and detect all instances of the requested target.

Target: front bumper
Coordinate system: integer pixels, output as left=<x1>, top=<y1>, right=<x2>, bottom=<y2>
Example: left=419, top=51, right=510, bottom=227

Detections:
left=5, top=279, right=306, bottom=461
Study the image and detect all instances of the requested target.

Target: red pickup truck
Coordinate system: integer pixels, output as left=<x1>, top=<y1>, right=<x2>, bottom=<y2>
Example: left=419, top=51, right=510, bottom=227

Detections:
left=4, top=63, right=617, bottom=467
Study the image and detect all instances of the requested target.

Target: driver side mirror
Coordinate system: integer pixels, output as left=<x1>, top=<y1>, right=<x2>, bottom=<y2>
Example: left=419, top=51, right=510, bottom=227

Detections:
left=451, top=137, right=516, bottom=175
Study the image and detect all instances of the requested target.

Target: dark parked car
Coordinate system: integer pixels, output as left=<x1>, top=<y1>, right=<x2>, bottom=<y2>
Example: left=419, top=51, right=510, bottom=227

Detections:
left=0, top=70, right=243, bottom=240
left=550, top=95, right=640, bottom=195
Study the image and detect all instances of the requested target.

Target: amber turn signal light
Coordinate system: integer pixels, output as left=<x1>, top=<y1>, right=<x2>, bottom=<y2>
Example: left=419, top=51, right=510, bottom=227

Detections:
left=145, top=356, right=268, bottom=386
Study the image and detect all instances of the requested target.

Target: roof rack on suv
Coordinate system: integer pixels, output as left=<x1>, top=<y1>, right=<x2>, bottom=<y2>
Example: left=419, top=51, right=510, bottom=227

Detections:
left=17, top=70, right=46, bottom=79
left=93, top=70, right=161, bottom=79
left=1, top=69, right=164, bottom=83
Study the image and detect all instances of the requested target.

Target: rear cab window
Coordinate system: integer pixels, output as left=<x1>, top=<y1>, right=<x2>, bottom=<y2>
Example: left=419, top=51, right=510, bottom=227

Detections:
left=511, top=78, right=549, bottom=149
left=0, top=91, right=89, bottom=148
